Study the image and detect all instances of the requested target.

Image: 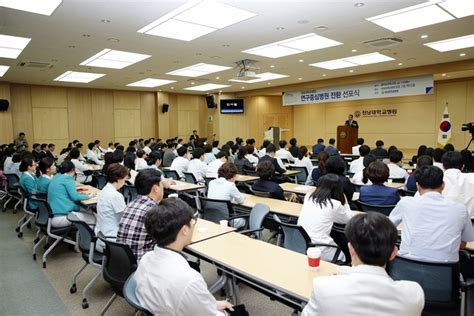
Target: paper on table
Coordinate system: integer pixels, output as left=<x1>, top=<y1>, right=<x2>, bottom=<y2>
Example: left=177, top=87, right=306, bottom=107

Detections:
left=295, top=185, right=311, bottom=190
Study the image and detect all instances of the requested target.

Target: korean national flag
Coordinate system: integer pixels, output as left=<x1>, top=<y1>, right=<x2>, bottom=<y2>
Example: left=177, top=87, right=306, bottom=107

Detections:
left=437, top=105, right=451, bottom=147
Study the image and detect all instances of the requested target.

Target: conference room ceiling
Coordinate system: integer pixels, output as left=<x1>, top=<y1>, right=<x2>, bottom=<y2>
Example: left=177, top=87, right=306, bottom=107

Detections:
left=0, top=0, right=473, bottom=94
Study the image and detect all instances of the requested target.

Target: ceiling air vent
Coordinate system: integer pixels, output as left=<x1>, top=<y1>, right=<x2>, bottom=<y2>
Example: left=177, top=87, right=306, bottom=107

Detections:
left=17, top=61, right=54, bottom=69
left=363, top=37, right=402, bottom=48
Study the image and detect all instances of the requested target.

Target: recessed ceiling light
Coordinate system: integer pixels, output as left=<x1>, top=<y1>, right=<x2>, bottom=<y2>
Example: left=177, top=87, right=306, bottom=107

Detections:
left=229, top=72, right=289, bottom=83
left=276, top=27, right=285, bottom=31
left=267, top=82, right=271, bottom=85
left=366, top=2, right=454, bottom=32
left=299, top=59, right=304, bottom=62
left=170, top=87, right=174, bottom=89
left=398, top=62, right=403, bottom=66
left=420, top=34, right=428, bottom=39
left=298, top=77, right=302, bottom=80
left=0, top=0, right=62, bottom=16
left=191, top=82, right=195, bottom=85
left=322, top=74, right=327, bottom=77
left=215, top=76, right=220, bottom=79
left=127, top=78, right=176, bottom=88
left=184, top=83, right=230, bottom=91
left=0, top=34, right=31, bottom=59
left=80, top=49, right=151, bottom=69
left=0, top=65, right=10, bottom=77
left=241, top=86, right=245, bottom=89
left=219, top=90, right=222, bottom=93
left=441, top=73, right=447, bottom=76
left=309, top=52, right=394, bottom=70
left=243, top=33, right=342, bottom=58
left=438, top=0, right=474, bottom=18
left=54, top=71, right=105, bottom=83
left=349, top=70, right=354, bottom=73
left=167, top=63, right=232, bottom=77
left=424, top=34, right=474, bottom=52
left=354, top=2, right=365, bottom=7
left=314, top=25, right=328, bottom=31
left=270, top=65, right=275, bottom=68
left=137, top=0, right=257, bottom=41
left=460, top=53, right=466, bottom=56
left=351, top=49, right=357, bottom=52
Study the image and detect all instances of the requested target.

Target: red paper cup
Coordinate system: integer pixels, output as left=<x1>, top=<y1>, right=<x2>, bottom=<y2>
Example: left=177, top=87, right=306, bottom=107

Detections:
left=307, top=247, right=322, bottom=271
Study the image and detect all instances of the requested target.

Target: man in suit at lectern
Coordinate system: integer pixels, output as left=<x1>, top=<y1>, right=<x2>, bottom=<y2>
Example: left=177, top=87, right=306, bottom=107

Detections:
left=345, top=114, right=359, bottom=128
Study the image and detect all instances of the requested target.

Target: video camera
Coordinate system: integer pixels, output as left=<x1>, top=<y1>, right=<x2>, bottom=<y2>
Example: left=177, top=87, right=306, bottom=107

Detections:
left=462, top=122, right=474, bottom=135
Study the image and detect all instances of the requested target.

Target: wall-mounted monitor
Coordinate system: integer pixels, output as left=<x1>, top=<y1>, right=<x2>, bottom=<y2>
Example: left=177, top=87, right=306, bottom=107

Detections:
left=220, top=98, right=244, bottom=114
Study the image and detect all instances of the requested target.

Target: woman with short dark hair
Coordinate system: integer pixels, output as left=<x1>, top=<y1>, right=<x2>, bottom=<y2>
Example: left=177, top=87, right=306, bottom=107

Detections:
left=359, top=160, right=400, bottom=205
left=19, top=157, right=38, bottom=210
left=252, top=161, right=285, bottom=200
left=37, top=157, right=56, bottom=193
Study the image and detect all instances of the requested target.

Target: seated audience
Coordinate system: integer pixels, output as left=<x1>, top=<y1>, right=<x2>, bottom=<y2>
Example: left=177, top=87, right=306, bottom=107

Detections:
left=359, top=160, right=400, bottom=205
left=305, top=152, right=327, bottom=186
left=32, top=143, right=42, bottom=161
left=117, top=169, right=174, bottom=261
left=69, top=148, right=91, bottom=184
left=203, top=144, right=216, bottom=164
left=170, top=146, right=190, bottom=178
left=135, top=198, right=234, bottom=315
left=221, top=144, right=234, bottom=164
left=444, top=143, right=455, bottom=152
left=288, top=137, right=299, bottom=158
left=86, top=142, right=104, bottom=165
left=302, top=212, right=424, bottom=315
left=95, top=163, right=129, bottom=249
left=208, top=162, right=245, bottom=204
left=211, top=140, right=220, bottom=156
left=432, top=148, right=445, bottom=170
left=411, top=145, right=427, bottom=165
left=349, top=145, right=370, bottom=174
left=147, top=151, right=162, bottom=174
left=390, top=166, right=474, bottom=262
left=134, top=149, right=148, bottom=171
left=442, top=151, right=474, bottom=217
left=258, top=140, right=271, bottom=157
left=234, top=146, right=254, bottom=174
left=259, top=144, right=286, bottom=176
left=312, top=138, right=325, bottom=155
left=162, top=142, right=177, bottom=168
left=187, top=148, right=207, bottom=182
left=370, top=140, right=388, bottom=159
left=37, top=157, right=56, bottom=193
left=123, top=146, right=137, bottom=170
left=5, top=152, right=22, bottom=177
left=276, top=140, right=295, bottom=163
left=245, top=145, right=259, bottom=165
left=387, top=150, right=408, bottom=180
left=19, top=157, right=38, bottom=211
left=47, top=161, right=96, bottom=227
left=294, top=146, right=313, bottom=175
left=324, top=156, right=354, bottom=202
left=405, top=155, right=433, bottom=192
left=105, top=141, right=115, bottom=153
left=351, top=137, right=364, bottom=156
left=351, top=154, right=376, bottom=185
left=206, top=152, right=227, bottom=179
left=298, top=174, right=352, bottom=261
left=324, top=138, right=339, bottom=156
left=252, top=161, right=285, bottom=200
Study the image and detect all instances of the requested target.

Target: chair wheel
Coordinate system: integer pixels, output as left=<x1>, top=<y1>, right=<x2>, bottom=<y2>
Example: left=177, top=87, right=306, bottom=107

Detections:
left=15, top=227, right=20, bottom=232
left=26, top=222, right=31, bottom=229
left=42, top=262, right=46, bottom=268
left=82, top=299, right=89, bottom=309
left=70, top=284, right=77, bottom=294
left=17, top=232, right=23, bottom=238
left=33, top=254, right=36, bottom=260
left=33, top=238, right=39, bottom=243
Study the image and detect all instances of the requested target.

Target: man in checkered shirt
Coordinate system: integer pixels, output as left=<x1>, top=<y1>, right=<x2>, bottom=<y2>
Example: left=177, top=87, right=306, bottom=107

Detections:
left=117, top=168, right=174, bottom=261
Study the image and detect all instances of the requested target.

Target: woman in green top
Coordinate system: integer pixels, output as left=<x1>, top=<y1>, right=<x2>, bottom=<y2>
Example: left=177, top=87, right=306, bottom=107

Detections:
left=37, top=157, right=56, bottom=193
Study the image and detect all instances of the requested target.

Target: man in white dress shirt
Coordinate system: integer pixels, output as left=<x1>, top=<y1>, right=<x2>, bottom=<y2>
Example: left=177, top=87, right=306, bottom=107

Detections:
left=187, top=147, right=208, bottom=182
left=206, top=152, right=227, bottom=179
left=134, top=198, right=234, bottom=315
left=170, top=146, right=190, bottom=178
left=86, top=142, right=104, bottom=166
left=275, top=140, right=295, bottom=163
left=387, top=150, right=408, bottom=180
left=390, top=166, right=474, bottom=262
left=302, top=212, right=424, bottom=316
left=352, top=137, right=365, bottom=155
left=442, top=151, right=474, bottom=217
left=349, top=144, right=370, bottom=174
left=134, top=149, right=149, bottom=171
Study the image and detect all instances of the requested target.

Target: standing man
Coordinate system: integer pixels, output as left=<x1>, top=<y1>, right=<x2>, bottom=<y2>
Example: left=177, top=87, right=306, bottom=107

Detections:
left=345, top=114, right=359, bottom=128
left=14, top=132, right=29, bottom=152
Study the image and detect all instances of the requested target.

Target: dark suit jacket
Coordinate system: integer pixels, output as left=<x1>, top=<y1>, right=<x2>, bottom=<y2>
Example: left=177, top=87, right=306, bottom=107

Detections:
left=259, top=155, right=285, bottom=175
left=345, top=119, right=359, bottom=128
left=312, top=143, right=325, bottom=155
left=359, top=184, right=400, bottom=205
left=33, top=151, right=42, bottom=161
left=46, top=151, right=55, bottom=160
left=370, top=147, right=389, bottom=159
left=324, top=145, right=339, bottom=156
left=289, top=145, right=299, bottom=158
left=252, top=180, right=285, bottom=200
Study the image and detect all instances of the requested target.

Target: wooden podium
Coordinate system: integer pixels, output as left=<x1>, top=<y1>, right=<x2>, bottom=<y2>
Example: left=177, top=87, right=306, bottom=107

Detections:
left=337, top=125, right=358, bottom=154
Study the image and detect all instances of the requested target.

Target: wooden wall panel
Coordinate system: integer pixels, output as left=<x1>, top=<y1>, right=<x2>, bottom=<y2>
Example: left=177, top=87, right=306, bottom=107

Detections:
left=31, top=86, right=67, bottom=108
left=140, top=92, right=156, bottom=138
left=32, top=108, right=68, bottom=140
left=177, top=94, right=201, bottom=139
left=113, top=91, right=140, bottom=109
left=169, top=94, right=178, bottom=138
left=0, top=82, right=13, bottom=144
left=91, top=90, right=115, bottom=143
left=114, top=109, right=141, bottom=139
left=67, top=88, right=93, bottom=142
left=10, top=84, right=34, bottom=140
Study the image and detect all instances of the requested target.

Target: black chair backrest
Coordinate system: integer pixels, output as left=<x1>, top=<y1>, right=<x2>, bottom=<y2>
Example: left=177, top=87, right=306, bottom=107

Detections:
left=122, top=184, right=137, bottom=204
left=68, top=213, right=96, bottom=254
left=249, top=187, right=272, bottom=198
left=98, top=232, right=137, bottom=297
left=198, top=196, right=233, bottom=223
left=288, top=165, right=308, bottom=183
left=352, top=183, right=363, bottom=193
left=163, top=169, right=180, bottom=180
left=399, top=189, right=416, bottom=197
left=183, top=172, right=197, bottom=184
left=273, top=214, right=310, bottom=254
left=31, top=197, right=52, bottom=228
left=244, top=169, right=258, bottom=177
left=388, top=256, right=460, bottom=311
left=203, top=177, right=215, bottom=188
left=5, top=173, right=19, bottom=190
left=357, top=200, right=396, bottom=216
left=92, top=173, right=107, bottom=189
left=390, top=177, right=405, bottom=183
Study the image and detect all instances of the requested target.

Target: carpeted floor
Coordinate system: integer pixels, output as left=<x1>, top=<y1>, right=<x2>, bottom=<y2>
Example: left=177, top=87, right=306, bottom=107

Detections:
left=0, top=200, right=295, bottom=316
